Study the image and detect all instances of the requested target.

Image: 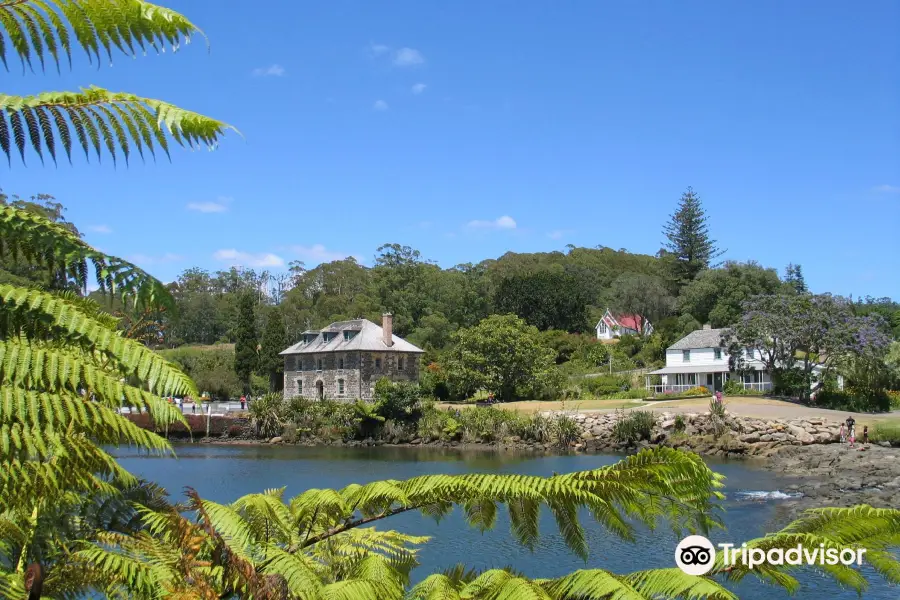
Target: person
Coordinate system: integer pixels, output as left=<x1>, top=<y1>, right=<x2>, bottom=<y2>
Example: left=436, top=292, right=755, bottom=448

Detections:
left=191, top=402, right=196, bottom=414
left=240, top=395, right=246, bottom=410
left=863, top=425, right=869, bottom=445
left=715, top=390, right=723, bottom=404
left=839, top=422, right=846, bottom=444
left=846, top=416, right=856, bottom=448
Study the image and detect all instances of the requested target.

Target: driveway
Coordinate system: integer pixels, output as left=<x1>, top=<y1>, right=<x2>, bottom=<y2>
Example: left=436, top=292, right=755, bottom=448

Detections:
left=583, top=396, right=899, bottom=425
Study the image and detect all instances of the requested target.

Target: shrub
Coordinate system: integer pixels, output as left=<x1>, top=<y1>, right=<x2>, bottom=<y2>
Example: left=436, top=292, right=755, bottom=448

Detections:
left=815, top=389, right=892, bottom=413
left=597, top=388, right=646, bottom=400
left=582, top=375, right=631, bottom=396
left=869, top=422, right=900, bottom=445
left=887, top=391, right=900, bottom=410
left=281, top=423, right=298, bottom=444
left=552, top=415, right=580, bottom=447
left=612, top=410, right=656, bottom=444
left=723, top=379, right=744, bottom=396
left=673, top=414, right=686, bottom=433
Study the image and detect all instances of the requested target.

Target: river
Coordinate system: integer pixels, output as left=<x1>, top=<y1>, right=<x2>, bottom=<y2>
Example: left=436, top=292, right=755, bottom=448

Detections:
left=117, top=444, right=896, bottom=599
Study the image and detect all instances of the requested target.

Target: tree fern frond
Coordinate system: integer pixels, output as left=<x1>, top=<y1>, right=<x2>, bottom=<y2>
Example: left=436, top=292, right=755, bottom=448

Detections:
left=0, top=0, right=205, bottom=73
left=0, top=87, right=235, bottom=166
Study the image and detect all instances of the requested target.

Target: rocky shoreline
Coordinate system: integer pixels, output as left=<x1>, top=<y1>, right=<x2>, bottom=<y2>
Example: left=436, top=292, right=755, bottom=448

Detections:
left=192, top=410, right=899, bottom=514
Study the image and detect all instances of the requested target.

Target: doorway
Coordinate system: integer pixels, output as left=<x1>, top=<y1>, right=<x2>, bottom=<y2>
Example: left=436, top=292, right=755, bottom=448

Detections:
left=316, top=380, right=324, bottom=400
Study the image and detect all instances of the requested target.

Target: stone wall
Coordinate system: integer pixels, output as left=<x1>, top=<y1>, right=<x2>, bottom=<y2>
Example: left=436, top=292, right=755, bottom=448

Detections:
left=545, top=410, right=848, bottom=457
left=283, top=351, right=421, bottom=401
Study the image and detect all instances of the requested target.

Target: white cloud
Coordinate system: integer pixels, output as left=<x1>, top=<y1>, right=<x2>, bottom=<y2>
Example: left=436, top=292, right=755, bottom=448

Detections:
left=466, top=215, right=517, bottom=230
left=252, top=64, right=285, bottom=77
left=128, top=253, right=184, bottom=266
left=288, top=244, right=356, bottom=264
left=411, top=83, right=427, bottom=95
left=87, top=224, right=112, bottom=234
left=393, top=47, right=424, bottom=67
left=369, top=43, right=390, bottom=56
left=873, top=184, right=900, bottom=194
left=547, top=229, right=572, bottom=240
left=187, top=197, right=231, bottom=213
left=373, top=99, right=389, bottom=111
left=213, top=249, right=285, bottom=268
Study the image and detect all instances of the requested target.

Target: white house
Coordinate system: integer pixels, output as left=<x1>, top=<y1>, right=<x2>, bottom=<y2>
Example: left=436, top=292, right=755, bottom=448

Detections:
left=644, top=325, right=771, bottom=394
left=595, top=309, right=653, bottom=340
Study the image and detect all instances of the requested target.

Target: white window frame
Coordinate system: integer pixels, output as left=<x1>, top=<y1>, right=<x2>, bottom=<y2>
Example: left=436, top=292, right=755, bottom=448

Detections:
left=683, top=350, right=691, bottom=362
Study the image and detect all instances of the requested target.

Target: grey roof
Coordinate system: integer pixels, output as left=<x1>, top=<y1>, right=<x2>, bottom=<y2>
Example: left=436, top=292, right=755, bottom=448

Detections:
left=667, top=328, right=731, bottom=350
left=280, top=319, right=424, bottom=355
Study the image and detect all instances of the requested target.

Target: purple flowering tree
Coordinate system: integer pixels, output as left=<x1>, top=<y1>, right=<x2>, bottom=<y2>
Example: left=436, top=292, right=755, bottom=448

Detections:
left=729, top=293, right=891, bottom=402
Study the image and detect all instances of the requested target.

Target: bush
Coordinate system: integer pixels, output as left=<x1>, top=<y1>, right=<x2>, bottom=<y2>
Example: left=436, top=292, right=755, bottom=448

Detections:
left=374, top=379, right=423, bottom=422
left=723, top=379, right=744, bottom=396
left=673, top=414, right=686, bottom=433
left=552, top=415, right=580, bottom=447
left=596, top=388, right=647, bottom=400
left=281, top=423, right=298, bottom=444
left=815, top=389, right=893, bottom=413
left=869, top=422, right=900, bottom=445
left=888, top=390, right=900, bottom=410
left=612, top=410, right=656, bottom=444
left=581, top=375, right=631, bottom=397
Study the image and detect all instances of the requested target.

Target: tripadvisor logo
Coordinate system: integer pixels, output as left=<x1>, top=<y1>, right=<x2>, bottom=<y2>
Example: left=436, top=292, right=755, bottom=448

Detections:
left=675, top=535, right=867, bottom=575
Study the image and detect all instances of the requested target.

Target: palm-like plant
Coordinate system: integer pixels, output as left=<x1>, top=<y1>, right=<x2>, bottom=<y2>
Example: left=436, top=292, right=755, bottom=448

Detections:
left=1, top=0, right=232, bottom=166
left=0, top=203, right=197, bottom=596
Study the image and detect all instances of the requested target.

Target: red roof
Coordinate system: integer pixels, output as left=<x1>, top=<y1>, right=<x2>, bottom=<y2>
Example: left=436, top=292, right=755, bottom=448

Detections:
left=613, top=313, right=643, bottom=331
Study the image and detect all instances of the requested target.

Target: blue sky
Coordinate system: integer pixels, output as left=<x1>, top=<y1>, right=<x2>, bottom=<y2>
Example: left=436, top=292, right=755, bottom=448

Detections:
left=4, top=0, right=899, bottom=298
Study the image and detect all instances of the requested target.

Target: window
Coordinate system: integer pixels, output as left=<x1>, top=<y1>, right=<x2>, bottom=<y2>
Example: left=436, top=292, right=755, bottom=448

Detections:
left=375, top=357, right=382, bottom=369
left=714, top=348, right=722, bottom=360
left=296, top=379, right=302, bottom=394
left=338, top=379, right=345, bottom=395
left=598, top=322, right=607, bottom=334
left=398, top=356, right=404, bottom=371
left=706, top=374, right=713, bottom=386
left=344, top=330, right=355, bottom=341
left=745, top=347, right=754, bottom=359
left=316, top=357, right=323, bottom=370
left=338, top=356, right=344, bottom=369
left=682, top=350, right=691, bottom=362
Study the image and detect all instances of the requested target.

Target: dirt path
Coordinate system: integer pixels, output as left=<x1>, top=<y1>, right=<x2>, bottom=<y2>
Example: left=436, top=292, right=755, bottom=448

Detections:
left=621, top=397, right=898, bottom=425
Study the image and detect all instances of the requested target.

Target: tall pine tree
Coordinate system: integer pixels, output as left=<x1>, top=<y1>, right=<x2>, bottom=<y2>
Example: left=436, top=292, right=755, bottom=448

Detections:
left=258, top=307, right=288, bottom=392
left=785, top=263, right=808, bottom=294
left=662, top=187, right=724, bottom=285
left=233, top=292, right=259, bottom=395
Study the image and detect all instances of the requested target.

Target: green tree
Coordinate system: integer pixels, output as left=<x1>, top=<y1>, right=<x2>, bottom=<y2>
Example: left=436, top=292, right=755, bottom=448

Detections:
left=493, top=269, right=590, bottom=332
left=259, top=307, right=288, bottom=392
left=444, top=314, right=557, bottom=401
left=606, top=272, right=675, bottom=331
left=233, top=292, right=259, bottom=395
left=678, top=261, right=782, bottom=327
left=661, top=187, right=724, bottom=285
left=784, top=263, right=808, bottom=293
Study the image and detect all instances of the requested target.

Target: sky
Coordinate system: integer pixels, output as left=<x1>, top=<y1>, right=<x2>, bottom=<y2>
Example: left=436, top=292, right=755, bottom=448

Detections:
left=4, top=0, right=899, bottom=298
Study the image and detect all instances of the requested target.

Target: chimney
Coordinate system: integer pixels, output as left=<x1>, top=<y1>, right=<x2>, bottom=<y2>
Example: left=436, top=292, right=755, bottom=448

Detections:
left=382, top=313, right=394, bottom=347
left=702, top=323, right=712, bottom=330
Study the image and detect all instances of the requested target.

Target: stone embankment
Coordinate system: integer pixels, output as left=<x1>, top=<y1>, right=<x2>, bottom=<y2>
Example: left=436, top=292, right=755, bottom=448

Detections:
left=548, top=410, right=872, bottom=457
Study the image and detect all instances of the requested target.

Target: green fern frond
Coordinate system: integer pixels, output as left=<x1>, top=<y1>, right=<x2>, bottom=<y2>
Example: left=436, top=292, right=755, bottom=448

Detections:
left=0, top=205, right=172, bottom=305
left=0, top=0, right=204, bottom=73
left=711, top=505, right=900, bottom=594
left=0, top=87, right=235, bottom=166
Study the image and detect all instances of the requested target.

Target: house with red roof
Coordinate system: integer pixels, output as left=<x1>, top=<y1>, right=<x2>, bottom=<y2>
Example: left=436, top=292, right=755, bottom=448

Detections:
left=595, top=308, right=653, bottom=340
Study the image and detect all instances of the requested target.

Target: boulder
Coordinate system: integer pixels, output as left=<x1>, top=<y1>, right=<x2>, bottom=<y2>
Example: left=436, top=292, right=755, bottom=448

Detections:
left=740, top=432, right=761, bottom=444
left=269, top=436, right=283, bottom=444
left=661, top=419, right=676, bottom=430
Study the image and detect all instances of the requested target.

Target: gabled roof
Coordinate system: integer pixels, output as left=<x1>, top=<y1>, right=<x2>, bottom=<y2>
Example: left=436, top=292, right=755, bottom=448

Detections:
left=280, top=319, right=424, bottom=355
left=668, top=328, right=730, bottom=350
left=595, top=309, right=647, bottom=332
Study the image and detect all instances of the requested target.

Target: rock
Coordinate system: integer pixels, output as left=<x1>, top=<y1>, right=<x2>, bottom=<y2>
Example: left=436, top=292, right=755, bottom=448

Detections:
left=879, top=441, right=892, bottom=448
left=661, top=419, right=676, bottom=430
left=269, top=436, right=283, bottom=444
left=760, top=434, right=774, bottom=442
left=591, top=426, right=605, bottom=436
left=410, top=438, right=422, bottom=445
left=740, top=433, right=761, bottom=443
left=580, top=431, right=594, bottom=441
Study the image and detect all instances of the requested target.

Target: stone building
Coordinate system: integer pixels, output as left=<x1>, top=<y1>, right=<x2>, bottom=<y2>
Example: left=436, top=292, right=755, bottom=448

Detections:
left=280, top=314, right=424, bottom=401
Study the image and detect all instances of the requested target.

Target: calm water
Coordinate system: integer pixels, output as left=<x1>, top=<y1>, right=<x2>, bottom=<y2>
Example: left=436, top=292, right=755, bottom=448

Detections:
left=116, top=445, right=896, bottom=599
